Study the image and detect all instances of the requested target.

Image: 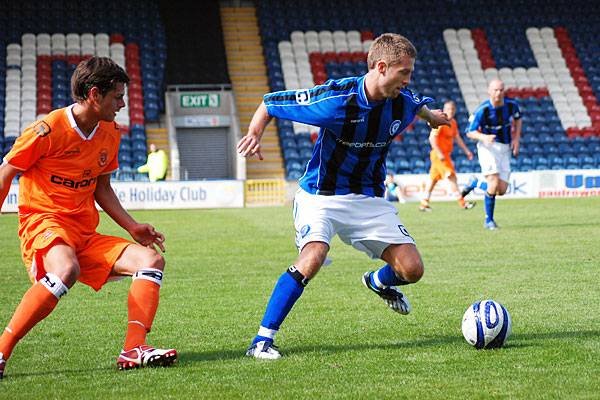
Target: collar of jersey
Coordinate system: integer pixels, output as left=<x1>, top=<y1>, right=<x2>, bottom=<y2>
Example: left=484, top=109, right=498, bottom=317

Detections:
left=66, top=104, right=99, bottom=141
left=358, top=75, right=384, bottom=108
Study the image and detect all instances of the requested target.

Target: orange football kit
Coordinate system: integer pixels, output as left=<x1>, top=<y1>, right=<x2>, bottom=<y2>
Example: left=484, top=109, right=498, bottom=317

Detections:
left=5, top=105, right=131, bottom=291
left=429, top=118, right=459, bottom=181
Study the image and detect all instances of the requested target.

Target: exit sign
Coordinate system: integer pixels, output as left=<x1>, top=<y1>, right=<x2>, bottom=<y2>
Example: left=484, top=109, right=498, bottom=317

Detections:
left=180, top=93, right=220, bottom=108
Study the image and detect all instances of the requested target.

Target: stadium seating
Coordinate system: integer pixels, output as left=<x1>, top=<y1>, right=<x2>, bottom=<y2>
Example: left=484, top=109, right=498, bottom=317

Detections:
left=255, top=0, right=600, bottom=179
left=0, top=0, right=167, bottom=181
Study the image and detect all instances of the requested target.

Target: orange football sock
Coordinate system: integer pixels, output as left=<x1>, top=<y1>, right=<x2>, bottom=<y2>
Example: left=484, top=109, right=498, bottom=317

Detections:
left=458, top=197, right=466, bottom=208
left=124, top=279, right=160, bottom=351
left=0, top=283, right=59, bottom=360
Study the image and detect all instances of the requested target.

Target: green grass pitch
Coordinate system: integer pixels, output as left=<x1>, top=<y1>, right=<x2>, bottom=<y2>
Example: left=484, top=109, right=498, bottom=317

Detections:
left=1, top=197, right=599, bottom=399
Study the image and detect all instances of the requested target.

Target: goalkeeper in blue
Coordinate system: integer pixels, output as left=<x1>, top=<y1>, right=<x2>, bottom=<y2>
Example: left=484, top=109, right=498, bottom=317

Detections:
left=237, top=33, right=450, bottom=359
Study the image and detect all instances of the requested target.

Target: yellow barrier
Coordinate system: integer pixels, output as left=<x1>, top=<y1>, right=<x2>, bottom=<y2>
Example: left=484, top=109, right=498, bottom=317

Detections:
left=245, top=179, right=286, bottom=206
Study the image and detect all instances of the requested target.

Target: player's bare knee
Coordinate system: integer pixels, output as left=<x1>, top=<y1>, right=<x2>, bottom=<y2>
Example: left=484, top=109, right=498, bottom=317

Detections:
left=406, top=260, right=424, bottom=282
left=295, top=241, right=328, bottom=278
left=398, top=258, right=424, bottom=283
left=148, top=251, right=165, bottom=271
left=58, top=262, right=81, bottom=287
left=138, top=247, right=165, bottom=271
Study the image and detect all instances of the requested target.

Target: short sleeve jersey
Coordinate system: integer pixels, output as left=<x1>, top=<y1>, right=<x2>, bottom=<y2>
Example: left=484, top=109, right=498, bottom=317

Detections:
left=4, top=105, right=120, bottom=232
left=432, top=118, right=459, bottom=156
left=466, top=98, right=521, bottom=144
left=264, top=76, right=433, bottom=197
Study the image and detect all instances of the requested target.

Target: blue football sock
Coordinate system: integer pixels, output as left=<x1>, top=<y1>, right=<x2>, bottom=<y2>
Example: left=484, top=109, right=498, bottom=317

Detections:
left=478, top=181, right=488, bottom=191
left=371, top=264, right=409, bottom=288
left=252, top=267, right=307, bottom=345
left=484, top=192, right=496, bottom=223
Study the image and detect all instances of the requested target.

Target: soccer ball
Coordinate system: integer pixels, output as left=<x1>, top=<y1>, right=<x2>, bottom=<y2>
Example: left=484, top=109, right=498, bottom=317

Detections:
left=461, top=300, right=512, bottom=349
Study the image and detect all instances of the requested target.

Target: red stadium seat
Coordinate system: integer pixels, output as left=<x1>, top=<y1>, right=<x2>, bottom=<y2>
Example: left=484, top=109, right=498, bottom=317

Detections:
left=351, top=52, right=367, bottom=63
left=322, top=51, right=337, bottom=63
left=110, top=33, right=124, bottom=44
left=337, top=52, right=351, bottom=63
left=360, top=31, right=374, bottom=41
left=309, top=52, right=323, bottom=63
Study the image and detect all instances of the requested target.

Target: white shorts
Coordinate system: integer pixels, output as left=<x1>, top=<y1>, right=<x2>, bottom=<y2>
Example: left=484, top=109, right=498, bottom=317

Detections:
left=293, top=189, right=415, bottom=259
left=477, top=141, right=511, bottom=182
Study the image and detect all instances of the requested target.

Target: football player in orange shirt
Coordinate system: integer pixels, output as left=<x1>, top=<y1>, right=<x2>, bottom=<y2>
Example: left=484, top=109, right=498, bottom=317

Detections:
left=419, top=100, right=475, bottom=211
left=0, top=57, right=176, bottom=379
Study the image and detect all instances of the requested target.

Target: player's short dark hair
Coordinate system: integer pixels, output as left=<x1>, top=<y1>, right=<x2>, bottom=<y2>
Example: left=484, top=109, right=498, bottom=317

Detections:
left=71, top=57, right=129, bottom=102
left=367, top=33, right=417, bottom=69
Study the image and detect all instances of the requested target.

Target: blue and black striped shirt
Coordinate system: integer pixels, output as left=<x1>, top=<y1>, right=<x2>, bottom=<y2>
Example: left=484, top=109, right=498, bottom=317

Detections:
left=467, top=98, right=521, bottom=144
left=264, top=76, right=433, bottom=197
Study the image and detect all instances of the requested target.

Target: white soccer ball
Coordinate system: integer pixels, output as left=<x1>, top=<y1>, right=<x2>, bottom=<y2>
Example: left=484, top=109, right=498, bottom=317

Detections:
left=462, top=299, right=512, bottom=349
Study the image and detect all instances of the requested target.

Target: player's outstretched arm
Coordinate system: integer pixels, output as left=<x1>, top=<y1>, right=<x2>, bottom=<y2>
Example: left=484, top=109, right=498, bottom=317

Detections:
left=94, top=174, right=165, bottom=252
left=417, top=106, right=450, bottom=129
left=455, top=134, right=474, bottom=160
left=0, top=162, right=19, bottom=212
left=237, top=102, right=273, bottom=160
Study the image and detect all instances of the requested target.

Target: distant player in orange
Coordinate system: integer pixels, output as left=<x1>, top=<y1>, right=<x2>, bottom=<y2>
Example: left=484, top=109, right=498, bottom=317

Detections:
left=0, top=57, right=176, bottom=379
left=419, top=100, right=475, bottom=211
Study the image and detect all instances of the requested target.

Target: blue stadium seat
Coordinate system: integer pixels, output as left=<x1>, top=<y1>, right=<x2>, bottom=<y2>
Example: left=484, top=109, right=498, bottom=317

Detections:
left=558, top=143, right=573, bottom=153
left=131, top=128, right=146, bottom=142
left=288, top=170, right=303, bottom=180
left=297, top=137, right=314, bottom=149
left=391, top=147, right=407, bottom=158
left=543, top=144, right=558, bottom=156
left=534, top=156, right=549, bottom=169
left=550, top=156, right=565, bottom=169
left=284, top=149, right=300, bottom=161
left=118, top=152, right=133, bottom=164
left=133, top=152, right=147, bottom=167
left=281, top=138, right=296, bottom=150
left=132, top=140, right=147, bottom=152
left=119, top=142, right=132, bottom=153
left=299, top=148, right=313, bottom=160
left=394, top=159, right=410, bottom=171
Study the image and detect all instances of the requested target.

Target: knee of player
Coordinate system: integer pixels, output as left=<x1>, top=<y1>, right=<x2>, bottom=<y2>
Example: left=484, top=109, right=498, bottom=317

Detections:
left=393, top=257, right=424, bottom=283
left=404, top=259, right=424, bottom=283
left=142, top=249, right=165, bottom=271
left=59, top=262, right=81, bottom=285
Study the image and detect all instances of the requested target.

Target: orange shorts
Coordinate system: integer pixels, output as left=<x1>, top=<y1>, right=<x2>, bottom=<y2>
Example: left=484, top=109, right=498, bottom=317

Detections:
left=19, top=215, right=132, bottom=291
left=429, top=156, right=456, bottom=181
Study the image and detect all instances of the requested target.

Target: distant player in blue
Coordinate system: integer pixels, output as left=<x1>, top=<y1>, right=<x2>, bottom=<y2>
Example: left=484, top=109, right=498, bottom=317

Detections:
left=237, top=33, right=450, bottom=359
left=461, top=79, right=522, bottom=230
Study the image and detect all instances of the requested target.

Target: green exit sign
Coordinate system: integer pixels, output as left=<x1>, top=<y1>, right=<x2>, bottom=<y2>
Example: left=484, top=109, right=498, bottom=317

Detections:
left=180, top=93, right=220, bottom=108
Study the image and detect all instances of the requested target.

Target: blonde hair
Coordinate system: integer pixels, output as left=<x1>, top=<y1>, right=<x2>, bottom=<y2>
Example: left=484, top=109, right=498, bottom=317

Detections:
left=367, top=33, right=417, bottom=69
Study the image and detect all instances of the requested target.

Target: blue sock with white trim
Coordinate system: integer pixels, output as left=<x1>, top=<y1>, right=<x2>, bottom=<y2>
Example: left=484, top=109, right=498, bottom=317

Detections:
left=252, top=266, right=308, bottom=345
left=370, top=264, right=408, bottom=289
left=484, top=192, right=496, bottom=223
left=478, top=181, right=488, bottom=191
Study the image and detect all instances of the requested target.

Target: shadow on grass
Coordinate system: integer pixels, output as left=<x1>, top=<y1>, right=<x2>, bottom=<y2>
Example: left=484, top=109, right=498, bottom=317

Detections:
left=180, top=329, right=600, bottom=363
left=6, top=366, right=113, bottom=379
left=180, top=334, right=463, bottom=363
left=6, top=330, right=597, bottom=379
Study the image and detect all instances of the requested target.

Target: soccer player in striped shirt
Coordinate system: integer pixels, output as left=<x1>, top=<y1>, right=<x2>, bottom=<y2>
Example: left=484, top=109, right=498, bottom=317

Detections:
left=461, top=79, right=522, bottom=230
left=238, top=33, right=450, bottom=359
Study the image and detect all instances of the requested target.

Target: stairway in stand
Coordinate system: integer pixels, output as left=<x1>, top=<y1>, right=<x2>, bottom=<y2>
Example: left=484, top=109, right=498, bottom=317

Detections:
left=145, top=126, right=171, bottom=179
left=220, top=5, right=284, bottom=179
